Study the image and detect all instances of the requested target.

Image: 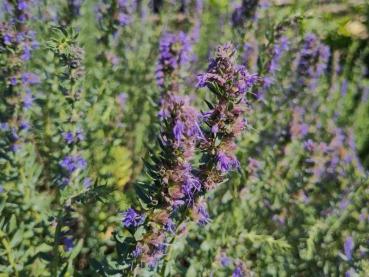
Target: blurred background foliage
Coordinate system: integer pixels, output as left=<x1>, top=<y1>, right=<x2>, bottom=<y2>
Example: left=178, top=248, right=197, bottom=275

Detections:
left=0, top=0, right=369, bottom=276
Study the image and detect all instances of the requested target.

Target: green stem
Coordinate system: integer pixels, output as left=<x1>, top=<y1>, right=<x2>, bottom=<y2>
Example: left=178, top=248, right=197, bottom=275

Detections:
left=160, top=213, right=187, bottom=276
left=51, top=210, right=63, bottom=276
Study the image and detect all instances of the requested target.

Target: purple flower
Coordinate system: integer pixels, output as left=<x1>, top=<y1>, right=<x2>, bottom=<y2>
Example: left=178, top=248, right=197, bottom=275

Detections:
left=242, top=43, right=254, bottom=66
left=173, top=120, right=185, bottom=142
left=76, top=129, right=84, bottom=141
left=122, top=208, right=145, bottom=228
left=59, top=155, right=87, bottom=174
left=236, top=65, right=258, bottom=94
left=156, top=32, right=191, bottom=88
left=345, top=268, right=356, bottom=277
left=296, top=33, right=329, bottom=89
left=23, top=91, right=33, bottom=109
left=232, top=265, right=244, bottom=277
left=216, top=152, right=239, bottom=173
left=344, top=236, right=354, bottom=260
left=117, top=92, right=127, bottom=108
left=20, top=120, right=30, bottom=131
left=17, top=1, right=28, bottom=11
left=304, top=139, right=315, bottom=152
left=83, top=177, right=92, bottom=188
left=22, top=72, right=40, bottom=85
left=341, top=79, right=348, bottom=97
left=62, top=237, right=74, bottom=252
left=220, top=255, right=231, bottom=267
left=75, top=155, right=87, bottom=169
left=63, top=130, right=84, bottom=144
left=21, top=45, right=31, bottom=61
left=231, top=0, right=259, bottom=27
left=316, top=45, right=330, bottom=77
left=118, top=13, right=131, bottom=26
left=269, top=36, right=289, bottom=74
left=132, top=245, right=143, bottom=258
left=3, top=0, right=13, bottom=13
left=181, top=165, right=201, bottom=202
left=211, top=124, right=219, bottom=134
left=339, top=199, right=350, bottom=210
left=299, top=123, right=309, bottom=137
left=164, top=219, right=176, bottom=234
left=63, top=132, right=74, bottom=144
left=195, top=201, right=210, bottom=225
left=0, top=122, right=9, bottom=131
left=10, top=76, right=17, bottom=86
left=3, top=33, right=12, bottom=45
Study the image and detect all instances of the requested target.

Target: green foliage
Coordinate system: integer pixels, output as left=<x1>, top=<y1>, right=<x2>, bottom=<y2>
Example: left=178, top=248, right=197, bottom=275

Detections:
left=0, top=0, right=369, bottom=276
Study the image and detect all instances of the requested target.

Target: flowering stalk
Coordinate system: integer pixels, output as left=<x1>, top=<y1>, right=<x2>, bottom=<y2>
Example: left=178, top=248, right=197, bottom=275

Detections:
left=117, top=30, right=201, bottom=272
left=197, top=43, right=258, bottom=190
left=120, top=43, right=258, bottom=275
left=232, top=0, right=259, bottom=28
left=262, top=36, right=289, bottom=92
left=46, top=27, right=91, bottom=274
left=294, top=33, right=330, bottom=91
left=0, top=0, right=38, bottom=180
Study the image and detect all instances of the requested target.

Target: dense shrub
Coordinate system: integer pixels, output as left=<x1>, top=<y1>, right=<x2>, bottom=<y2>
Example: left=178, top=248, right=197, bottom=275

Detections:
left=0, top=0, right=368, bottom=276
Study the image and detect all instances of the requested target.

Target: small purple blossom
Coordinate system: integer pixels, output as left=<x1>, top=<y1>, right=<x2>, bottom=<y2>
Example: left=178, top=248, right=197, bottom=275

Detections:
left=339, top=199, right=350, bottom=210
left=22, top=72, right=40, bottom=85
left=63, top=132, right=74, bottom=144
left=0, top=122, right=9, bottom=131
left=182, top=171, right=201, bottom=203
left=216, top=152, right=239, bottom=173
left=211, top=124, right=219, bottom=134
left=156, top=32, right=191, bottom=88
left=117, top=92, right=127, bottom=108
left=76, top=129, right=84, bottom=141
left=220, top=255, right=231, bottom=267
left=122, top=208, right=145, bottom=228
left=345, top=268, right=356, bottom=277
left=10, top=76, right=17, bottom=86
left=83, top=178, right=92, bottom=188
left=62, top=237, right=74, bottom=252
left=243, top=43, right=255, bottom=67
left=118, top=13, right=131, bottom=26
left=304, top=139, right=315, bottom=152
left=269, top=36, right=289, bottom=74
left=195, top=201, right=210, bottom=226
left=21, top=45, right=31, bottom=61
left=19, top=120, right=30, bottom=131
left=232, top=265, right=245, bottom=277
left=236, top=65, right=258, bottom=94
left=132, top=245, right=143, bottom=258
left=17, top=1, right=28, bottom=11
left=344, top=236, right=354, bottom=260
left=3, top=33, right=12, bottom=45
left=341, top=79, right=348, bottom=97
left=164, top=219, right=176, bottom=234
left=59, top=155, right=87, bottom=174
left=173, top=120, right=185, bottom=142
left=23, top=91, right=33, bottom=109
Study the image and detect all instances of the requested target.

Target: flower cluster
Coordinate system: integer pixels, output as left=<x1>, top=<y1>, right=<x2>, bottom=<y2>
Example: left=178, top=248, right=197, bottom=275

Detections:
left=232, top=0, right=259, bottom=27
left=0, top=1, right=38, bottom=155
left=122, top=95, right=202, bottom=268
left=295, top=33, right=330, bottom=90
left=117, top=30, right=202, bottom=270
left=263, top=36, right=289, bottom=90
left=197, top=43, right=259, bottom=190
left=59, top=154, right=87, bottom=174
left=117, top=0, right=137, bottom=26
left=155, top=31, right=191, bottom=90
